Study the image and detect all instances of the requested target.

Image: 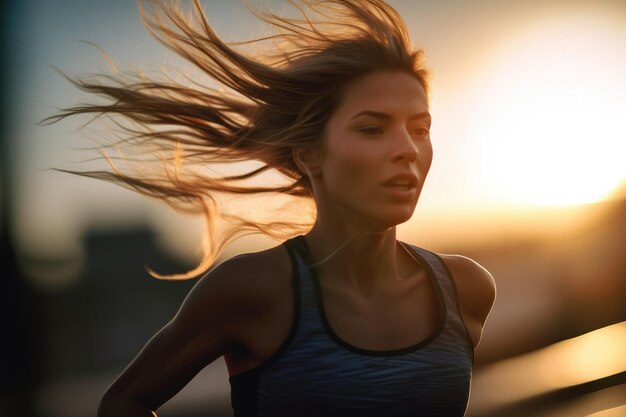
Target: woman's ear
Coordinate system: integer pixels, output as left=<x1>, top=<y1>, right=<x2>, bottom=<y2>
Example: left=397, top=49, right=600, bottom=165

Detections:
left=292, top=147, right=323, bottom=178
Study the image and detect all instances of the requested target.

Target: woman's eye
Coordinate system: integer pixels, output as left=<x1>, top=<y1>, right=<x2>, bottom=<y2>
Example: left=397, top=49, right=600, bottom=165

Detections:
left=411, top=127, right=430, bottom=136
left=360, top=126, right=383, bottom=135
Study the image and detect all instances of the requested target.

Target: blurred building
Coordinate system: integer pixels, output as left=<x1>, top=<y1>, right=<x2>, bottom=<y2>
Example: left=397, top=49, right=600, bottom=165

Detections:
left=28, top=226, right=217, bottom=417
left=38, top=226, right=196, bottom=380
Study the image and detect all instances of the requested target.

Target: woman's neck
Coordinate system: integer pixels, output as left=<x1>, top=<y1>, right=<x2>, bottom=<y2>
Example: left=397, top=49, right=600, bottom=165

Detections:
left=304, top=221, right=409, bottom=298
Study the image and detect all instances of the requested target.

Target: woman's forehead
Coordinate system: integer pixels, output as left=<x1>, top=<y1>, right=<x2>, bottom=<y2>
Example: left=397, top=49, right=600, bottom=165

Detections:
left=335, top=71, right=428, bottom=119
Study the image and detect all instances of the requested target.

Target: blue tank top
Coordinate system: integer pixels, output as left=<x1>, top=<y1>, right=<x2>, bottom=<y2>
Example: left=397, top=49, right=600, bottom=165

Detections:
left=229, top=235, right=474, bottom=416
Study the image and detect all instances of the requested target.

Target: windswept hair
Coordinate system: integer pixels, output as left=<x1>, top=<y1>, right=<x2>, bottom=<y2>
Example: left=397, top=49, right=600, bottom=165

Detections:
left=44, top=0, right=430, bottom=279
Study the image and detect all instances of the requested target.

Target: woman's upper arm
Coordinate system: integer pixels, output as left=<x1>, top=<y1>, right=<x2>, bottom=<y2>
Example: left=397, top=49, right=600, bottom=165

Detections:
left=100, top=255, right=259, bottom=413
left=440, top=254, right=496, bottom=349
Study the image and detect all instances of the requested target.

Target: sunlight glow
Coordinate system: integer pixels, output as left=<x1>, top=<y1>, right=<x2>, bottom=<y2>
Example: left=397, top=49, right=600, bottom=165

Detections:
left=538, top=322, right=626, bottom=389
left=465, top=16, right=626, bottom=208
left=469, top=321, right=626, bottom=414
left=586, top=405, right=626, bottom=417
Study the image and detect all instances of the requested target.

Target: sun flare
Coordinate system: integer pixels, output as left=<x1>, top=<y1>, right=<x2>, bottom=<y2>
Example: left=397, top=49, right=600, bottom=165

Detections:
left=464, top=16, right=626, bottom=208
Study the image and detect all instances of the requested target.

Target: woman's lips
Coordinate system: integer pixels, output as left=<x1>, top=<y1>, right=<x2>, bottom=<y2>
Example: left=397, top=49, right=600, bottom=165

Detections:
left=382, top=183, right=418, bottom=200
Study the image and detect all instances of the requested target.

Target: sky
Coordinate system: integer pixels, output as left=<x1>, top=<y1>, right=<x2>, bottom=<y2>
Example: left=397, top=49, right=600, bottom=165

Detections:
left=5, top=0, right=626, bottom=274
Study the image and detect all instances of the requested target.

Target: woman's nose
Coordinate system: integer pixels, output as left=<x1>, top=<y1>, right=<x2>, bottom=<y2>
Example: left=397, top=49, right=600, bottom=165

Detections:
left=391, top=129, right=418, bottom=163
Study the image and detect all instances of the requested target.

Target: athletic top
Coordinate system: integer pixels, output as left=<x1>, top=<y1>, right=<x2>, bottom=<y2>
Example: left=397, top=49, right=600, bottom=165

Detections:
left=229, top=235, right=474, bottom=417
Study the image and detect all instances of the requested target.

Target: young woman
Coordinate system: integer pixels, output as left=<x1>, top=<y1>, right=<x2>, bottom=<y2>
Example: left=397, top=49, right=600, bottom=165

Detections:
left=49, top=1, right=496, bottom=416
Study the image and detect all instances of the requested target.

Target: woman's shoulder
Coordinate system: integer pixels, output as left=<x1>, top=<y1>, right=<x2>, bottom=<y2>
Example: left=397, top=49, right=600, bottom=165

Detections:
left=404, top=243, right=495, bottom=296
left=436, top=253, right=495, bottom=291
left=435, top=252, right=496, bottom=347
left=189, top=242, right=293, bottom=314
left=437, top=253, right=496, bottom=311
left=402, top=241, right=496, bottom=347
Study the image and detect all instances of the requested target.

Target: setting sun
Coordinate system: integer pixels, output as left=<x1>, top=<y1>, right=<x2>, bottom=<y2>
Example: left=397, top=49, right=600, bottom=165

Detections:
left=463, top=15, right=626, bottom=208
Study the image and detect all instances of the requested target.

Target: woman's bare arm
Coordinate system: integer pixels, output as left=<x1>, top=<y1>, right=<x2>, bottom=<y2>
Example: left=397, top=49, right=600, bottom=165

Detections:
left=98, top=254, right=268, bottom=416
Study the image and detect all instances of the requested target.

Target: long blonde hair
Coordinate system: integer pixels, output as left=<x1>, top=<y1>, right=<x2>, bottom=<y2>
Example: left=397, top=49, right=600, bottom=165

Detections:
left=45, top=0, right=430, bottom=279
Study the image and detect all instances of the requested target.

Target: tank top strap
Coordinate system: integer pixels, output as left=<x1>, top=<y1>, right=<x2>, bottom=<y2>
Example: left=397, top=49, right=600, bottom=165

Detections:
left=402, top=243, right=475, bottom=354
left=282, top=235, right=323, bottom=335
left=230, top=237, right=474, bottom=417
left=283, top=236, right=473, bottom=355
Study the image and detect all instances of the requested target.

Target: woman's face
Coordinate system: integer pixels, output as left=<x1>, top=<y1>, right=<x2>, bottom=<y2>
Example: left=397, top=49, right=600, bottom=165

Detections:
left=314, top=70, right=432, bottom=230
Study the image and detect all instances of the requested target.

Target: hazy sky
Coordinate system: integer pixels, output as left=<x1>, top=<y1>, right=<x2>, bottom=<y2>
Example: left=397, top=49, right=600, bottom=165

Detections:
left=6, top=0, right=626, bottom=266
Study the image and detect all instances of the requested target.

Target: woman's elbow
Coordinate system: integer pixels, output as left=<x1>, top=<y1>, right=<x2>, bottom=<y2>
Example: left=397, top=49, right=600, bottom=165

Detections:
left=98, top=389, right=157, bottom=417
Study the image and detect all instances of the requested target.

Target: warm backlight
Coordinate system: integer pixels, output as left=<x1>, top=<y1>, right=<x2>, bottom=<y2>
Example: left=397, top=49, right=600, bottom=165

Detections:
left=465, top=16, right=626, bottom=208
left=469, top=321, right=626, bottom=414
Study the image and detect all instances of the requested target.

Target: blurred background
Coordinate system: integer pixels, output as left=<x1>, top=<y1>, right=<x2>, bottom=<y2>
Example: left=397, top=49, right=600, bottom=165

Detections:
left=1, top=0, right=625, bottom=416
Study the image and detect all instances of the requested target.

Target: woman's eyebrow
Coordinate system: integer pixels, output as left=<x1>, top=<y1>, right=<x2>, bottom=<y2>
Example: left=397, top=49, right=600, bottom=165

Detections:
left=350, top=110, right=431, bottom=122
left=409, top=112, right=432, bottom=123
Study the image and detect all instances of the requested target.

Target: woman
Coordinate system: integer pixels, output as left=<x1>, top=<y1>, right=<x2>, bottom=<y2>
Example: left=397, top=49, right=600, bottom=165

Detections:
left=49, top=1, right=496, bottom=416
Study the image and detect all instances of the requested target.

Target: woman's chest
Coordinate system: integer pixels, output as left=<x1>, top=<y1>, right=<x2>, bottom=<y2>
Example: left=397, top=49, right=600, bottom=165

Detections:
left=319, top=276, right=440, bottom=352
left=255, top=344, right=472, bottom=417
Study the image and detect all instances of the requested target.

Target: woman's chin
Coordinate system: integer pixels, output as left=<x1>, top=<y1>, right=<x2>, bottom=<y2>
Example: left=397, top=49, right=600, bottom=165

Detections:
left=362, top=208, right=417, bottom=231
